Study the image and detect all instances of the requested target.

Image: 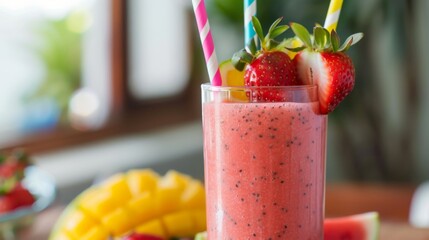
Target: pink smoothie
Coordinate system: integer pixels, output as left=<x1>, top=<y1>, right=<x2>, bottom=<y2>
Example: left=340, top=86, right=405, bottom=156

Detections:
left=203, top=101, right=327, bottom=239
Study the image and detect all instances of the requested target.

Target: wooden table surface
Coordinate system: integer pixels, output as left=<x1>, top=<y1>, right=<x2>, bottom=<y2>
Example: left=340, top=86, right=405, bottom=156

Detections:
left=16, top=184, right=429, bottom=240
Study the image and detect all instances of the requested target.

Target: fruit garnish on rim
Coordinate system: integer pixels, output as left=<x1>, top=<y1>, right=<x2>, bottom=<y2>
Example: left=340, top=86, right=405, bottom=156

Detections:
left=289, top=23, right=363, bottom=114
left=219, top=60, right=245, bottom=87
left=218, top=60, right=248, bottom=101
left=231, top=17, right=301, bottom=102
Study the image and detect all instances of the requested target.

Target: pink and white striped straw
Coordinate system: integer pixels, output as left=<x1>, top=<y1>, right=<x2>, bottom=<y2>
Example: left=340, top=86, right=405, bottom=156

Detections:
left=192, top=0, right=222, bottom=86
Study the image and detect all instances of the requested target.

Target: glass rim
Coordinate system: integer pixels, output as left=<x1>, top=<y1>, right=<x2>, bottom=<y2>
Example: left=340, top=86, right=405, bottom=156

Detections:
left=201, top=83, right=318, bottom=91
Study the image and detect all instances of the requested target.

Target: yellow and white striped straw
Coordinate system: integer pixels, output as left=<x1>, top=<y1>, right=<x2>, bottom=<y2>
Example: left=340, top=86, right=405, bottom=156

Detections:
left=323, top=0, right=343, bottom=32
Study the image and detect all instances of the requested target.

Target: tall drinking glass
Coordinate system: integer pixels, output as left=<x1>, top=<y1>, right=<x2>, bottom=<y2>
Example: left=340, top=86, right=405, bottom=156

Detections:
left=201, top=84, right=327, bottom=239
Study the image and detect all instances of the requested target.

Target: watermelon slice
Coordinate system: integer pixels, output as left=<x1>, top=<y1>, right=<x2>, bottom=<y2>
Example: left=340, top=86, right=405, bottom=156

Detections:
left=324, top=212, right=380, bottom=240
left=194, top=212, right=380, bottom=240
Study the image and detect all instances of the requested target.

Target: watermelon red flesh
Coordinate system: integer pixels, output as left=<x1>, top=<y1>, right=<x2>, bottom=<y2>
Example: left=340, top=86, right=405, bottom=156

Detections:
left=324, top=212, right=380, bottom=240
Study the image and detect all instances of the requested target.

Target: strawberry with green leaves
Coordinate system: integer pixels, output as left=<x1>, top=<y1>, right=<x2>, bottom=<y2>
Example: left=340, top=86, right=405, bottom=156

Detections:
left=0, top=150, right=35, bottom=214
left=232, top=17, right=301, bottom=102
left=289, top=23, right=363, bottom=114
left=0, top=149, right=30, bottom=195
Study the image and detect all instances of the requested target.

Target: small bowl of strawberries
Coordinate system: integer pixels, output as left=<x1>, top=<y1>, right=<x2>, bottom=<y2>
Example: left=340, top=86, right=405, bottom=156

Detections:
left=0, top=150, right=56, bottom=238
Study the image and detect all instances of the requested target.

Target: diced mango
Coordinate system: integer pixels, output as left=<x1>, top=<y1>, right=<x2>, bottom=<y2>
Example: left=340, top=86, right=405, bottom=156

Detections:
left=101, top=207, right=134, bottom=236
left=81, top=226, right=109, bottom=240
left=101, top=174, right=132, bottom=206
left=191, top=209, right=207, bottom=233
left=160, top=170, right=192, bottom=192
left=181, top=180, right=206, bottom=209
left=154, top=185, right=181, bottom=216
left=135, top=219, right=167, bottom=238
left=78, top=188, right=117, bottom=219
left=49, top=169, right=208, bottom=240
left=126, top=191, right=158, bottom=227
left=127, top=169, right=160, bottom=196
left=153, top=171, right=193, bottom=215
left=162, top=210, right=196, bottom=237
left=63, top=210, right=97, bottom=238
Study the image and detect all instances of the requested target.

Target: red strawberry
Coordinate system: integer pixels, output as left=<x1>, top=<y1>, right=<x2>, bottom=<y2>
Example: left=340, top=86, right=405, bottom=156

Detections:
left=245, top=51, right=298, bottom=87
left=0, top=149, right=31, bottom=194
left=232, top=17, right=300, bottom=102
left=0, top=195, right=16, bottom=214
left=9, top=183, right=35, bottom=208
left=0, top=162, right=25, bottom=179
left=290, top=23, right=363, bottom=114
left=123, top=233, right=163, bottom=240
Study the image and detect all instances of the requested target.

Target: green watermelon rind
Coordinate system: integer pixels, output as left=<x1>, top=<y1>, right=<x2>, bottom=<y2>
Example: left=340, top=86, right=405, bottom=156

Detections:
left=358, top=212, right=380, bottom=240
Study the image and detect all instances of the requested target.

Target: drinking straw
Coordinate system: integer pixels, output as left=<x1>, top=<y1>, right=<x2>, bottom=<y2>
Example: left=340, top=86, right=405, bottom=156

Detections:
left=323, top=0, right=343, bottom=32
left=244, top=0, right=257, bottom=49
left=192, top=0, right=222, bottom=86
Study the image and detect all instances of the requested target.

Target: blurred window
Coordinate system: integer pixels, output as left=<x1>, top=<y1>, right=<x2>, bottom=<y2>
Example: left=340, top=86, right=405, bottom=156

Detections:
left=0, top=0, right=198, bottom=153
left=128, top=0, right=191, bottom=100
left=0, top=0, right=89, bottom=144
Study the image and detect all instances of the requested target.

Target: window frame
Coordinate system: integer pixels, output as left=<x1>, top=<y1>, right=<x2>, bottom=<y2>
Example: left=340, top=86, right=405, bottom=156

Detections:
left=2, top=0, right=201, bottom=154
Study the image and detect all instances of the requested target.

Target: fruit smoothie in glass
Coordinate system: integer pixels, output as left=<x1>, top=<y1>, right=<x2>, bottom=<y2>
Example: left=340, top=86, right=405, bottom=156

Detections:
left=202, top=85, right=327, bottom=239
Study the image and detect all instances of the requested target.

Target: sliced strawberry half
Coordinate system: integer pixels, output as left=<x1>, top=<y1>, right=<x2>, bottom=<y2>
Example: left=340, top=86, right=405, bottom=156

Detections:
left=290, top=23, right=363, bottom=114
left=294, top=50, right=355, bottom=113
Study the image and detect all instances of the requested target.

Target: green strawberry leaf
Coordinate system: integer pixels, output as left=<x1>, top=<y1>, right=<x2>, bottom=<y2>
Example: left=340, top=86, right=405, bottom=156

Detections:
left=286, top=45, right=307, bottom=52
left=338, top=38, right=353, bottom=52
left=266, top=17, right=283, bottom=40
left=247, top=39, right=258, bottom=55
left=252, top=16, right=264, bottom=45
left=232, top=49, right=253, bottom=71
left=267, top=39, right=280, bottom=50
left=339, top=33, right=363, bottom=51
left=270, top=25, right=289, bottom=39
left=314, top=27, right=327, bottom=50
left=290, top=22, right=312, bottom=49
left=331, top=30, right=340, bottom=52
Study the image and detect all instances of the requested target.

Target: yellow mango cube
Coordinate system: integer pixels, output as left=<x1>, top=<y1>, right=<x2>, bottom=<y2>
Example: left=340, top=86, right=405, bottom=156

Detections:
left=101, top=207, right=134, bottom=237
left=162, top=210, right=195, bottom=237
left=135, top=219, right=167, bottom=238
left=191, top=209, right=207, bottom=233
left=81, top=226, right=109, bottom=240
left=160, top=170, right=192, bottom=192
left=154, top=185, right=181, bottom=216
left=180, top=180, right=206, bottom=210
left=78, top=188, right=118, bottom=219
left=126, top=192, right=158, bottom=227
left=127, top=169, right=160, bottom=196
left=63, top=210, right=97, bottom=238
left=153, top=171, right=192, bottom=216
left=101, top=174, right=132, bottom=205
